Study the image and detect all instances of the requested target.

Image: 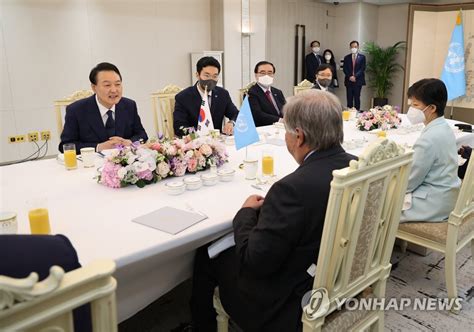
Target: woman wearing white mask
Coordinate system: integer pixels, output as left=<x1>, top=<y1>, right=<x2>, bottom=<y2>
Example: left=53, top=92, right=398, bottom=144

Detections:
left=248, top=61, right=286, bottom=127
left=322, top=49, right=339, bottom=88
left=401, top=78, right=461, bottom=222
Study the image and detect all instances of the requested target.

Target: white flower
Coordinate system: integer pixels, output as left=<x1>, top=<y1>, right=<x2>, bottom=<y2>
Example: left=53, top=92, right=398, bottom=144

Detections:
left=185, top=150, right=194, bottom=158
left=117, top=167, right=127, bottom=180
left=157, top=161, right=170, bottom=178
left=126, top=151, right=138, bottom=165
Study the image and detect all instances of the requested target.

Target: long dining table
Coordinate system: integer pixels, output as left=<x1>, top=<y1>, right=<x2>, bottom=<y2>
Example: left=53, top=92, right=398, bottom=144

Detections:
left=0, top=115, right=472, bottom=321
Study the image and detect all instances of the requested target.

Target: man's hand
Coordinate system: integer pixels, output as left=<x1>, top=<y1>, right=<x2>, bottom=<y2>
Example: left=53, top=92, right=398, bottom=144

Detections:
left=223, top=122, right=234, bottom=136
left=96, top=137, right=131, bottom=151
left=349, top=76, right=356, bottom=82
left=242, top=195, right=265, bottom=210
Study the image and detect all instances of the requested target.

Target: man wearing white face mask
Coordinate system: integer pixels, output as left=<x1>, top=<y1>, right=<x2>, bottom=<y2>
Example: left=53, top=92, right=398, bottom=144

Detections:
left=305, top=40, right=324, bottom=83
left=248, top=61, right=286, bottom=127
left=343, top=40, right=366, bottom=111
left=400, top=78, right=461, bottom=223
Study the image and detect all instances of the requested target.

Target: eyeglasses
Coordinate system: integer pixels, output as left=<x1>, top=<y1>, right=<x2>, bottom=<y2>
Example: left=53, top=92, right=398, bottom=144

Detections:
left=257, top=71, right=274, bottom=76
left=201, top=74, right=219, bottom=80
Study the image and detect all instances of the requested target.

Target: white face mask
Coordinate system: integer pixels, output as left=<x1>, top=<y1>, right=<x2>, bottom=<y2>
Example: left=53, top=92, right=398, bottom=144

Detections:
left=312, top=47, right=320, bottom=54
left=324, top=54, right=331, bottom=61
left=258, top=75, right=274, bottom=87
left=407, top=106, right=428, bottom=125
left=351, top=48, right=358, bottom=54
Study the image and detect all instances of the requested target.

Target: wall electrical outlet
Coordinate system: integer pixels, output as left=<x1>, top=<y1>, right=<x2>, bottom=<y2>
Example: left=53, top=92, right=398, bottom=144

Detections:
left=15, top=135, right=26, bottom=143
left=8, top=136, right=17, bottom=143
left=28, top=132, right=39, bottom=142
left=40, top=131, right=51, bottom=141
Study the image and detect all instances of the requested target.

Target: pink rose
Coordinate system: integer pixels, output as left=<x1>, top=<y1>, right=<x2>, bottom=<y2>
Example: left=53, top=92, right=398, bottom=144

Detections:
left=137, top=169, right=153, bottom=181
left=187, top=158, right=198, bottom=172
left=199, top=144, right=212, bottom=157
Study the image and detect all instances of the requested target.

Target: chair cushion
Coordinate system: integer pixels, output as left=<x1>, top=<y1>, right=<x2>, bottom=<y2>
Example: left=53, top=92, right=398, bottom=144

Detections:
left=398, top=211, right=474, bottom=244
left=322, top=288, right=374, bottom=331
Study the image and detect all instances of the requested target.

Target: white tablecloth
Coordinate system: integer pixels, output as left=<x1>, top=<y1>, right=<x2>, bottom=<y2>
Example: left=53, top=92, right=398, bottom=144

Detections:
left=0, top=115, right=472, bottom=321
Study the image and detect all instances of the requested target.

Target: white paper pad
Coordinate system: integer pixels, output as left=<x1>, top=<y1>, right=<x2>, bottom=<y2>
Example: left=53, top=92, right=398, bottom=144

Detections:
left=266, top=137, right=286, bottom=146
left=207, top=231, right=236, bottom=258
left=132, top=206, right=207, bottom=235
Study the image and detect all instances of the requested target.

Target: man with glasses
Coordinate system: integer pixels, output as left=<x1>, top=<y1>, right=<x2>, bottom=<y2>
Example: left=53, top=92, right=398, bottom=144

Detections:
left=248, top=61, right=286, bottom=127
left=313, top=64, right=335, bottom=94
left=173, top=56, right=239, bottom=137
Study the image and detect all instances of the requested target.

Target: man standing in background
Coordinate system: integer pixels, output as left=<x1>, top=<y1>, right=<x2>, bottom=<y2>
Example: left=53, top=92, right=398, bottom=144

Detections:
left=305, top=40, right=324, bottom=83
left=343, top=40, right=366, bottom=111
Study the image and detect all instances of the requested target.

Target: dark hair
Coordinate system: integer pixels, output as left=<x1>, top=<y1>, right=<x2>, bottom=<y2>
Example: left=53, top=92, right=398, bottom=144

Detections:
left=349, top=40, right=359, bottom=47
left=407, top=78, right=447, bottom=117
left=316, top=64, right=333, bottom=75
left=310, top=40, right=320, bottom=47
left=254, top=61, right=276, bottom=74
left=196, top=56, right=221, bottom=74
left=322, top=49, right=337, bottom=67
left=89, top=62, right=122, bottom=85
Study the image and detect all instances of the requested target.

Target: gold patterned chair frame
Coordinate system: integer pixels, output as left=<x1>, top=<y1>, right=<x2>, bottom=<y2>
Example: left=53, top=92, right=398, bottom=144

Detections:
left=397, top=155, right=474, bottom=310
left=294, top=79, right=314, bottom=96
left=0, top=260, right=117, bottom=331
left=213, top=139, right=413, bottom=331
left=151, top=84, right=182, bottom=139
left=54, top=90, right=94, bottom=135
left=238, top=81, right=256, bottom=107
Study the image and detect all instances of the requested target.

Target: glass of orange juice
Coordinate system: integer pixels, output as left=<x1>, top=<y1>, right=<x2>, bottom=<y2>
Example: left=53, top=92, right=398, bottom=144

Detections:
left=27, top=198, right=51, bottom=235
left=342, top=110, right=350, bottom=121
left=262, top=149, right=274, bottom=177
left=63, top=143, right=77, bottom=170
left=377, top=130, right=387, bottom=138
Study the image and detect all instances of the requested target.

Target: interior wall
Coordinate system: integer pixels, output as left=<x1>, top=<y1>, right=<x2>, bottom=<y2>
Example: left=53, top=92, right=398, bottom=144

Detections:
left=267, top=0, right=332, bottom=98
left=0, top=0, right=212, bottom=163
left=376, top=4, right=409, bottom=108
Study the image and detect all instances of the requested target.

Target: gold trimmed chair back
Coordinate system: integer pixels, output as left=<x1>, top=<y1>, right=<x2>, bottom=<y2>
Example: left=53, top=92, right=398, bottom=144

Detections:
left=0, top=260, right=117, bottom=331
left=54, top=90, right=94, bottom=135
left=301, top=139, right=413, bottom=331
left=238, top=81, right=256, bottom=107
left=151, top=84, right=182, bottom=139
left=294, top=79, right=314, bottom=96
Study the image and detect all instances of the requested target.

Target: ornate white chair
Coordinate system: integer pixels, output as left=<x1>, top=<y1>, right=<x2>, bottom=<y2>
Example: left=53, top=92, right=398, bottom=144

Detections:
left=396, top=157, right=474, bottom=308
left=0, top=260, right=117, bottom=331
left=294, top=79, right=314, bottom=96
left=214, top=139, right=413, bottom=331
left=238, top=81, right=256, bottom=107
left=54, top=90, right=94, bottom=135
left=151, top=84, right=182, bottom=139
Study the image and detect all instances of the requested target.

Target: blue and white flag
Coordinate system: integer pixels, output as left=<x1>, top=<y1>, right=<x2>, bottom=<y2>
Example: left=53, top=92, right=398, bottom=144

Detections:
left=441, top=10, right=466, bottom=101
left=234, top=96, right=259, bottom=150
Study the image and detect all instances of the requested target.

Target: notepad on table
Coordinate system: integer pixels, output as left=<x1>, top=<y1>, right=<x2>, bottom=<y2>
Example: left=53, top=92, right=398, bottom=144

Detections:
left=132, top=206, right=207, bottom=235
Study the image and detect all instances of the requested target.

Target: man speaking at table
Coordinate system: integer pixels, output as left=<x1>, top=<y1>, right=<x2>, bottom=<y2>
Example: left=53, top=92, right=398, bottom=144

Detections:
left=173, top=56, right=239, bottom=137
left=59, top=62, right=148, bottom=153
left=189, top=90, right=356, bottom=331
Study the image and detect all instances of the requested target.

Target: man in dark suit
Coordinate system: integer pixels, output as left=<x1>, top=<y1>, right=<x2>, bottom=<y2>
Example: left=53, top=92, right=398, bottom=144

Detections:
left=173, top=57, right=239, bottom=137
left=59, top=62, right=148, bottom=153
left=343, top=40, right=366, bottom=111
left=312, top=64, right=335, bottom=94
left=188, top=90, right=356, bottom=332
left=248, top=61, right=286, bottom=127
left=305, top=40, right=324, bottom=83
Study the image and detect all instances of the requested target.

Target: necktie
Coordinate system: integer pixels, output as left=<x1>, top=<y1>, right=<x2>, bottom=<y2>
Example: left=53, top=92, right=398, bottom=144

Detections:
left=105, top=110, right=115, bottom=138
left=265, top=90, right=280, bottom=115
left=352, top=54, right=356, bottom=76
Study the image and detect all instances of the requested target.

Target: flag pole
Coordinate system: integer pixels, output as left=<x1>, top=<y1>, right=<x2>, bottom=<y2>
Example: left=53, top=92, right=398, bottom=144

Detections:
left=450, top=101, right=454, bottom=119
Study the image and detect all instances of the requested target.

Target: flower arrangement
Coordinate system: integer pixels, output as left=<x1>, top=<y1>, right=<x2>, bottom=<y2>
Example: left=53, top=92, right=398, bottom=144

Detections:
left=97, top=133, right=228, bottom=188
left=356, top=105, right=401, bottom=131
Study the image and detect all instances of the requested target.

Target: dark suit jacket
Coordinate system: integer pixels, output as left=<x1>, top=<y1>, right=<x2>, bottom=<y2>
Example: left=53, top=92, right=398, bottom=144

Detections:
left=225, top=147, right=356, bottom=331
left=173, top=84, right=239, bottom=137
left=305, top=53, right=324, bottom=83
left=0, top=235, right=91, bottom=332
left=343, top=53, right=366, bottom=86
left=312, top=83, right=335, bottom=94
left=248, top=84, right=286, bottom=127
left=59, top=95, right=148, bottom=153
